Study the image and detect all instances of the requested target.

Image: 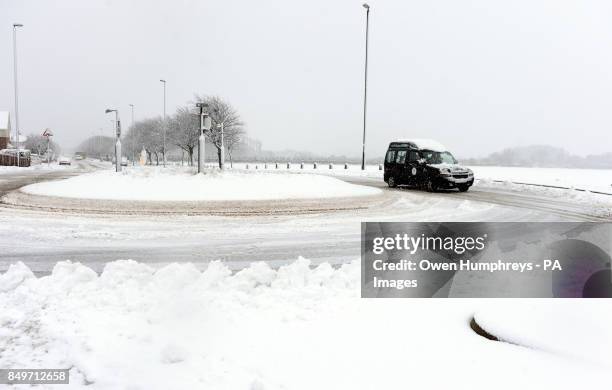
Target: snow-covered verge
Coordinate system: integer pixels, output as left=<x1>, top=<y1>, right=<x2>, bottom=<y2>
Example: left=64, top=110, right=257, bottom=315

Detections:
left=469, top=166, right=612, bottom=194
left=0, top=163, right=75, bottom=175
left=21, top=166, right=380, bottom=201
left=1, top=259, right=610, bottom=389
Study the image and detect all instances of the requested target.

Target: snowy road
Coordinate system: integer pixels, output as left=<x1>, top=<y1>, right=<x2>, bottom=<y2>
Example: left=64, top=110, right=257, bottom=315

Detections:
left=0, top=164, right=609, bottom=274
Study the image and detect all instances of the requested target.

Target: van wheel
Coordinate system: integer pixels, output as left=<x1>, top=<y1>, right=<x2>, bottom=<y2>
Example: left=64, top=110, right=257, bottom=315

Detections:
left=387, top=176, right=397, bottom=188
left=458, top=184, right=470, bottom=192
left=426, top=179, right=437, bottom=192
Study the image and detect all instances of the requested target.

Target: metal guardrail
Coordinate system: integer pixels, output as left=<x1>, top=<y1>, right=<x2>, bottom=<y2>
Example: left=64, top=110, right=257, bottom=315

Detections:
left=484, top=179, right=612, bottom=196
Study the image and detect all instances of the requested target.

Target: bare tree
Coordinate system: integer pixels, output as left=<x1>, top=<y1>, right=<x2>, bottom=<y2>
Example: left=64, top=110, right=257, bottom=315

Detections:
left=125, top=117, right=164, bottom=165
left=168, top=106, right=199, bottom=165
left=193, top=95, right=244, bottom=168
left=24, top=133, right=60, bottom=157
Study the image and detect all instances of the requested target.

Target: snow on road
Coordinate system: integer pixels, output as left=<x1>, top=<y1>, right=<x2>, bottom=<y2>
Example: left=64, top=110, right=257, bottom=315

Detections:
left=21, top=166, right=380, bottom=201
left=0, top=259, right=610, bottom=389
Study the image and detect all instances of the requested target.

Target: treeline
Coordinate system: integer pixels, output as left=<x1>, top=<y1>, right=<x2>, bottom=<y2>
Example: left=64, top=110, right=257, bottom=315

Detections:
left=462, top=145, right=612, bottom=169
left=124, top=95, right=244, bottom=167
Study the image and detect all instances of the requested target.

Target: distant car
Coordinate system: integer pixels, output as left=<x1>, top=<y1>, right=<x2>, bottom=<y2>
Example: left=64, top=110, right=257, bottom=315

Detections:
left=58, top=156, right=72, bottom=166
left=74, top=152, right=86, bottom=160
left=121, top=157, right=128, bottom=166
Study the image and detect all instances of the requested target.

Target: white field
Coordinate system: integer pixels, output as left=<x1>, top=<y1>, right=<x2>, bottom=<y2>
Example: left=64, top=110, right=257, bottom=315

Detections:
left=0, top=259, right=610, bottom=389
left=21, top=166, right=380, bottom=201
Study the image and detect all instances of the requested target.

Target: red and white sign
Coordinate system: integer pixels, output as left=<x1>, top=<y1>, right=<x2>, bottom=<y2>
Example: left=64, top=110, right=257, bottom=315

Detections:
left=42, top=128, right=53, bottom=137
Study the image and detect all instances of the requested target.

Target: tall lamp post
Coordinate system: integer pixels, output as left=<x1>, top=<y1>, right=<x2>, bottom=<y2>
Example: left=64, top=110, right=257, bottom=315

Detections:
left=129, top=104, right=134, bottom=126
left=361, top=3, right=370, bottom=171
left=13, top=23, right=23, bottom=167
left=98, top=128, right=103, bottom=160
left=128, top=104, right=134, bottom=165
left=105, top=109, right=122, bottom=172
left=159, top=79, right=166, bottom=167
left=196, top=102, right=211, bottom=174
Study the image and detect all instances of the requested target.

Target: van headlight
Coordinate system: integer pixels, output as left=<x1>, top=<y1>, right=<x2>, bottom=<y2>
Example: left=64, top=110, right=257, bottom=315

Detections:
left=440, top=168, right=451, bottom=176
left=467, top=169, right=474, bottom=177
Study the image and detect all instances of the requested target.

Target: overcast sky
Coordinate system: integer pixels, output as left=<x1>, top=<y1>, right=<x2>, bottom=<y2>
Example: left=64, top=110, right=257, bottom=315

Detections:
left=2, top=0, right=612, bottom=158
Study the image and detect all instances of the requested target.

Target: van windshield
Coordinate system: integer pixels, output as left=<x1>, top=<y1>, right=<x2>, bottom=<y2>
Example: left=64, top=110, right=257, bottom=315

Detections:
left=421, top=150, right=457, bottom=164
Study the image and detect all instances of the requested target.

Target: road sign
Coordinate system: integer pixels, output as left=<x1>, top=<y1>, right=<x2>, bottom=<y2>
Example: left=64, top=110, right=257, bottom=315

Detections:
left=203, top=116, right=212, bottom=131
left=42, top=128, right=53, bottom=137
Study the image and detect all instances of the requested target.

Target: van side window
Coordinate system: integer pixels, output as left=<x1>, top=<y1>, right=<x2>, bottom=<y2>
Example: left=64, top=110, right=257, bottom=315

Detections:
left=396, top=150, right=407, bottom=164
left=385, top=150, right=396, bottom=163
left=409, top=151, right=420, bottom=162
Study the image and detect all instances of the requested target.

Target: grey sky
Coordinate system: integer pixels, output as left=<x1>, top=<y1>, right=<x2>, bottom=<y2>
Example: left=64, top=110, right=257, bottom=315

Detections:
left=2, top=0, right=611, bottom=158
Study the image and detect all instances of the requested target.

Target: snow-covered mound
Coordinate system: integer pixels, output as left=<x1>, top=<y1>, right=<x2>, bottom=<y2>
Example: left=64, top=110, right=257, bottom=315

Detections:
left=21, top=167, right=381, bottom=201
left=1, top=259, right=611, bottom=389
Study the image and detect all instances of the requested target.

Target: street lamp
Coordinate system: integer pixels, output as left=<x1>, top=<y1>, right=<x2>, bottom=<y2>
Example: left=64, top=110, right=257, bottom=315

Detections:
left=98, top=128, right=103, bottom=160
left=13, top=23, right=23, bottom=167
left=361, top=3, right=370, bottom=170
left=105, top=108, right=122, bottom=172
left=128, top=104, right=134, bottom=165
left=129, top=104, right=134, bottom=127
left=159, top=79, right=166, bottom=167
left=196, top=102, right=211, bottom=173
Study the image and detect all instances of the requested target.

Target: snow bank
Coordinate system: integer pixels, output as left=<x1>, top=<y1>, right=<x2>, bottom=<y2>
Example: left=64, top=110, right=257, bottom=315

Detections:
left=470, top=165, right=612, bottom=194
left=1, top=259, right=611, bottom=389
left=0, top=164, right=75, bottom=175
left=21, top=167, right=380, bottom=201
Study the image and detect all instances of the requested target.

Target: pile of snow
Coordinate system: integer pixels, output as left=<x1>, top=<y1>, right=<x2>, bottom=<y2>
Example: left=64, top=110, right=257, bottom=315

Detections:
left=21, top=166, right=380, bottom=201
left=1, top=259, right=611, bottom=389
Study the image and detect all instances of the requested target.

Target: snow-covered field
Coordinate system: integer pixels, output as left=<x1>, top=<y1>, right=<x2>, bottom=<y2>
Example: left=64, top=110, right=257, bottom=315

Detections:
left=21, top=166, right=380, bottom=201
left=1, top=259, right=610, bottom=389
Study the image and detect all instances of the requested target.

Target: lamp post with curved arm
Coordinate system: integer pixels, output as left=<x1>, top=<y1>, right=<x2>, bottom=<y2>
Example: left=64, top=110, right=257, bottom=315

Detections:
left=105, top=109, right=122, bottom=172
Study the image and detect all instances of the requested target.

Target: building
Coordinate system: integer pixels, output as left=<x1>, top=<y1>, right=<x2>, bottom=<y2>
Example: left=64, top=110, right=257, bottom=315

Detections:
left=0, top=111, right=10, bottom=150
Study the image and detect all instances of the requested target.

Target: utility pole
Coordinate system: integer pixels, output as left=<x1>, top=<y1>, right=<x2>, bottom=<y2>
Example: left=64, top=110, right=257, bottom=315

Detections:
left=159, top=79, right=166, bottom=167
left=361, top=4, right=370, bottom=171
left=129, top=104, right=134, bottom=126
left=196, top=102, right=210, bottom=174
left=98, top=128, right=103, bottom=160
left=105, top=109, right=122, bottom=172
left=13, top=23, right=23, bottom=167
left=129, top=104, right=134, bottom=165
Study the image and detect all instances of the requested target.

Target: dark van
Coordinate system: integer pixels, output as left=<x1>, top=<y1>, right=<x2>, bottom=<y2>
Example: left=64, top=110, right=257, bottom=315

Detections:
left=383, top=139, right=474, bottom=192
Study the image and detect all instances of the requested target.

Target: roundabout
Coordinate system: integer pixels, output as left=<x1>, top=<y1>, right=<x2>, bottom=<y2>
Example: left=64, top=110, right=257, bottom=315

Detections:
left=1, top=167, right=385, bottom=216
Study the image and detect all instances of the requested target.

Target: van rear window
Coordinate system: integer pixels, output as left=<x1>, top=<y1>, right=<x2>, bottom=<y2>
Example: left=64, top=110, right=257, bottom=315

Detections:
left=396, top=150, right=407, bottom=164
left=385, top=150, right=396, bottom=163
